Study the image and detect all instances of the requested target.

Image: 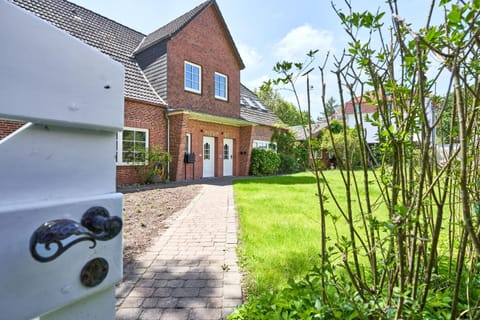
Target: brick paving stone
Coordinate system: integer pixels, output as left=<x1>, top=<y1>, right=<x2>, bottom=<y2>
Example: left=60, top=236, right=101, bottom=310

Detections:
left=115, top=298, right=124, bottom=307
left=206, top=280, right=223, bottom=288
left=199, top=287, right=223, bottom=297
left=153, top=287, right=172, bottom=297
left=176, top=297, right=208, bottom=308
left=116, top=308, right=142, bottom=320
left=139, top=308, right=162, bottom=320
left=132, top=267, right=147, bottom=275
left=161, top=308, right=190, bottom=320
left=142, top=297, right=159, bottom=308
left=166, top=279, right=185, bottom=287
left=224, top=285, right=242, bottom=299
left=116, top=282, right=134, bottom=298
left=153, top=279, right=168, bottom=287
left=184, top=279, right=207, bottom=288
left=121, top=297, right=144, bottom=308
left=136, top=279, right=155, bottom=287
left=189, top=308, right=222, bottom=320
left=172, top=287, right=200, bottom=297
left=223, top=298, right=243, bottom=307
left=141, top=272, right=156, bottom=279
left=206, top=298, right=222, bottom=308
left=130, top=287, right=155, bottom=298
left=156, top=297, right=178, bottom=308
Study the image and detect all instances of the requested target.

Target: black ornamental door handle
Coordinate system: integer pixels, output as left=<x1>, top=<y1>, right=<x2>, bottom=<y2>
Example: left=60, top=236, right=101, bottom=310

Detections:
left=30, top=206, right=122, bottom=263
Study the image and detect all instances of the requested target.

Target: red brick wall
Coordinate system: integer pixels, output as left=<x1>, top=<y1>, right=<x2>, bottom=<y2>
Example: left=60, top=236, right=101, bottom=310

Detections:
left=167, top=5, right=241, bottom=118
left=168, top=112, right=190, bottom=181
left=168, top=113, right=253, bottom=181
left=116, top=99, right=167, bottom=185
left=239, top=126, right=254, bottom=176
left=253, top=125, right=275, bottom=142
left=0, top=119, right=26, bottom=140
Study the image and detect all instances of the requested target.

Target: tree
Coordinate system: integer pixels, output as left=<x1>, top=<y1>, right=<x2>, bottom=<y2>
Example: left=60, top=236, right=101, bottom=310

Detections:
left=323, top=96, right=337, bottom=119
left=256, top=85, right=311, bottom=126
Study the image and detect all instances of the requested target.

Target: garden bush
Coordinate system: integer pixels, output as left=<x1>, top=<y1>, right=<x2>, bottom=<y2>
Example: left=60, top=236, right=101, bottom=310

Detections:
left=278, top=153, right=298, bottom=173
left=134, top=146, right=171, bottom=184
left=249, top=148, right=280, bottom=176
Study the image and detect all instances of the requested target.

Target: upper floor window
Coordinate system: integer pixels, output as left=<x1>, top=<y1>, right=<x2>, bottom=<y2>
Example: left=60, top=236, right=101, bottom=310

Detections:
left=185, top=61, right=201, bottom=94
left=116, top=127, right=148, bottom=165
left=214, top=72, right=228, bottom=100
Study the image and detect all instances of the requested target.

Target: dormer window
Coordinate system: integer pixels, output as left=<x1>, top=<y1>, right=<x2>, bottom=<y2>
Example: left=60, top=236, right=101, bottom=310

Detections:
left=185, top=61, right=201, bottom=94
left=214, top=72, right=228, bottom=101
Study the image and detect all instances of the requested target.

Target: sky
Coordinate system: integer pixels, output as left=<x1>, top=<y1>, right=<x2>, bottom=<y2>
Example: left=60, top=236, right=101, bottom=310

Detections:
left=72, top=0, right=445, bottom=119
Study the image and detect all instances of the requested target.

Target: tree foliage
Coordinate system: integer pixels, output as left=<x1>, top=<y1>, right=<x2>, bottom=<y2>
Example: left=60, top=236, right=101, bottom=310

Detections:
left=256, top=85, right=311, bottom=126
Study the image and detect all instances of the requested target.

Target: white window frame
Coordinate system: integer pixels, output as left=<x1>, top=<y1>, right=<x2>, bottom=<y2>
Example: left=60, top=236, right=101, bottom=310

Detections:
left=252, top=140, right=277, bottom=152
left=184, top=61, right=201, bottom=94
left=214, top=72, right=228, bottom=101
left=185, top=133, right=191, bottom=154
left=116, top=127, right=149, bottom=165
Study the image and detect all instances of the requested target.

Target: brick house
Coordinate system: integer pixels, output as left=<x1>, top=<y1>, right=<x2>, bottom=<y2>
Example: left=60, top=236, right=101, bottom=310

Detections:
left=5, top=0, right=284, bottom=184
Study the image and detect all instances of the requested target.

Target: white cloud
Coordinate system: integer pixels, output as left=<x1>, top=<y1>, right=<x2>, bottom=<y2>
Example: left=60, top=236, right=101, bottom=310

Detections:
left=274, top=24, right=334, bottom=62
left=237, top=43, right=262, bottom=70
left=242, top=75, right=271, bottom=91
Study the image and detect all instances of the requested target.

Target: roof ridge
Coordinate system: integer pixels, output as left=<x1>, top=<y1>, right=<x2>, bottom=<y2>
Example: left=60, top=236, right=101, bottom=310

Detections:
left=64, top=0, right=146, bottom=37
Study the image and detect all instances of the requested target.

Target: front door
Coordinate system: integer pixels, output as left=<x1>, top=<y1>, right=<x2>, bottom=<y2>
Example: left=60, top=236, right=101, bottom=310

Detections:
left=223, top=138, right=233, bottom=176
left=203, top=136, right=215, bottom=178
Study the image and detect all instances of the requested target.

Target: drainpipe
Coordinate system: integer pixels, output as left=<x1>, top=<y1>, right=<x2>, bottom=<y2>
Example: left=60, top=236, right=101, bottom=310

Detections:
left=165, top=110, right=170, bottom=181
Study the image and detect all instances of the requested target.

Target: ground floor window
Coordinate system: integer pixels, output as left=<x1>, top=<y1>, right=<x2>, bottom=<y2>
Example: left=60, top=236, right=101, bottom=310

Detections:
left=253, top=140, right=277, bottom=151
left=116, top=127, right=148, bottom=165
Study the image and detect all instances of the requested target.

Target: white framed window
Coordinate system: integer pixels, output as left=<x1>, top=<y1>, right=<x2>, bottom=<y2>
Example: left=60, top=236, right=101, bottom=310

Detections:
left=116, top=127, right=148, bottom=165
left=253, top=140, right=277, bottom=152
left=185, top=133, right=191, bottom=154
left=214, top=72, right=228, bottom=100
left=204, top=141, right=211, bottom=160
left=185, top=61, right=201, bottom=94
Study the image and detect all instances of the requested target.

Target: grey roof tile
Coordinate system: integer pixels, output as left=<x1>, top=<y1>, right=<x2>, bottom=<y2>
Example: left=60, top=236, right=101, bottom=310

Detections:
left=12, top=0, right=165, bottom=105
left=240, top=84, right=283, bottom=127
left=290, top=122, right=328, bottom=140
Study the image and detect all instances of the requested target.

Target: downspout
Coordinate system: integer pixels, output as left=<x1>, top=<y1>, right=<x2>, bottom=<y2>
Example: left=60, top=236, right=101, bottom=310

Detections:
left=165, top=110, right=170, bottom=181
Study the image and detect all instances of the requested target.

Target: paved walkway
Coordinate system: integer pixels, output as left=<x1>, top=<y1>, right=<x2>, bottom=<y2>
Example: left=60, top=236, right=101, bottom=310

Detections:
left=116, top=179, right=242, bottom=320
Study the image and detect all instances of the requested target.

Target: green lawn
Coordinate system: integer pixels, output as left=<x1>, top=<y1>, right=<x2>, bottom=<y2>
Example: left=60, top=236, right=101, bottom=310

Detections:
left=233, top=171, right=374, bottom=295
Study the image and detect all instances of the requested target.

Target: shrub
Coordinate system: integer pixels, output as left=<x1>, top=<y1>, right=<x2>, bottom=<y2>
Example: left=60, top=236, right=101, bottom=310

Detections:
left=134, top=146, right=171, bottom=184
left=249, top=148, right=281, bottom=176
left=278, top=153, right=298, bottom=173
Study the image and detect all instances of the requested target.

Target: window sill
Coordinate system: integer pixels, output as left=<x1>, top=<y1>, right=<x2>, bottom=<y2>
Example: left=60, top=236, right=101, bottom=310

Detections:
left=185, top=88, right=202, bottom=95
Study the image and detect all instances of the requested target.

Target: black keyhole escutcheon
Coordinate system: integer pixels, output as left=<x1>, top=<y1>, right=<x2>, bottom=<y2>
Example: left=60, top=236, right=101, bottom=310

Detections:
left=80, top=257, right=109, bottom=287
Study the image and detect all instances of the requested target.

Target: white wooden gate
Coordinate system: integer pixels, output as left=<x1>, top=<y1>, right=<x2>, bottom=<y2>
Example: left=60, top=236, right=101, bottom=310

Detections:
left=0, top=1, right=124, bottom=319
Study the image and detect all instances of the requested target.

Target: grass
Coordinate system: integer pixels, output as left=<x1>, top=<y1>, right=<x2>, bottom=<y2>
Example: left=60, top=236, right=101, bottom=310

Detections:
left=234, top=172, right=359, bottom=294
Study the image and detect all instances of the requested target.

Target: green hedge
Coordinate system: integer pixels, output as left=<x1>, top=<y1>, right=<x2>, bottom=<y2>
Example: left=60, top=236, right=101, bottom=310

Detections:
left=250, top=148, right=281, bottom=176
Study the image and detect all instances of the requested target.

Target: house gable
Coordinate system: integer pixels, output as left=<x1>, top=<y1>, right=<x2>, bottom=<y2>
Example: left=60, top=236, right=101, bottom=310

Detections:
left=166, top=4, right=242, bottom=118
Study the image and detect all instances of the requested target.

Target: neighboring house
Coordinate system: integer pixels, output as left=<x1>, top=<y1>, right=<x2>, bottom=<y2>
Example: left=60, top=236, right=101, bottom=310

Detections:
left=6, top=0, right=285, bottom=184
left=344, top=96, right=380, bottom=144
left=344, top=93, right=436, bottom=146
